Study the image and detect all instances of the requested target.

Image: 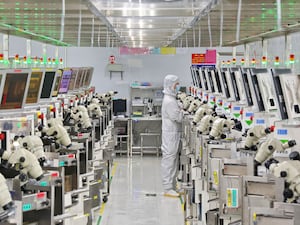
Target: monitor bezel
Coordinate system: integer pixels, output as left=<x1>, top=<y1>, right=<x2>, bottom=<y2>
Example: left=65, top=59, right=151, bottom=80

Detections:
left=0, top=69, right=31, bottom=111
left=58, top=69, right=73, bottom=94
left=40, top=69, right=60, bottom=101
left=25, top=69, right=44, bottom=105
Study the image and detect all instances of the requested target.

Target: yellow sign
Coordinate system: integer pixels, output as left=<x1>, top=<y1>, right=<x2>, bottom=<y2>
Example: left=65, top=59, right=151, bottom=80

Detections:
left=213, top=171, right=218, bottom=185
left=160, top=47, right=176, bottom=55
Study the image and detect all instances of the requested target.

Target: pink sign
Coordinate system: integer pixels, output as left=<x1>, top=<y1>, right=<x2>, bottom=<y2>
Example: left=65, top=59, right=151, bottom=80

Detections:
left=120, top=47, right=149, bottom=55
left=205, top=49, right=217, bottom=64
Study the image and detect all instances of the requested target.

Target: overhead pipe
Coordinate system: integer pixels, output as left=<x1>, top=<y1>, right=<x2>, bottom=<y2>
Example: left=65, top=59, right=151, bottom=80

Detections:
left=170, top=0, right=220, bottom=44
left=208, top=13, right=212, bottom=47
left=277, top=0, right=282, bottom=30
left=186, top=32, right=188, bottom=47
left=77, top=2, right=82, bottom=46
left=97, top=25, right=101, bottom=47
left=193, top=27, right=195, bottom=47
left=59, top=0, right=65, bottom=42
left=84, top=0, right=122, bottom=43
left=198, top=24, right=201, bottom=47
left=236, top=0, right=242, bottom=42
left=219, top=0, right=223, bottom=46
left=91, top=16, right=95, bottom=47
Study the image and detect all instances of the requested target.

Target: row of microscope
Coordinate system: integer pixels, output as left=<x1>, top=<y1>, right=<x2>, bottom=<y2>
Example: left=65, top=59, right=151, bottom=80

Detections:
left=177, top=66, right=300, bottom=225
left=0, top=89, right=117, bottom=225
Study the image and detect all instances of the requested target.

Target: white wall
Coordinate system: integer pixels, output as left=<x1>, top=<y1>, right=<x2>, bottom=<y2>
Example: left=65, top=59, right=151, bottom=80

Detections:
left=66, top=47, right=238, bottom=100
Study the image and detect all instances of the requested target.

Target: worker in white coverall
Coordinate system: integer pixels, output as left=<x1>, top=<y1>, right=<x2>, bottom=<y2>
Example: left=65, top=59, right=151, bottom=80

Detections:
left=161, top=74, right=183, bottom=197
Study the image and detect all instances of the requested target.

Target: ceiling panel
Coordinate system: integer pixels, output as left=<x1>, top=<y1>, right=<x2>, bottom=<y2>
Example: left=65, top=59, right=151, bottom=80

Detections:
left=0, top=0, right=300, bottom=47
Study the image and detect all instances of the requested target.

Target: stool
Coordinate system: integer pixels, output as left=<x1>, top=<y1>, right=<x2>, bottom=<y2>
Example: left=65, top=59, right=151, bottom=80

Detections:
left=140, top=133, right=161, bottom=156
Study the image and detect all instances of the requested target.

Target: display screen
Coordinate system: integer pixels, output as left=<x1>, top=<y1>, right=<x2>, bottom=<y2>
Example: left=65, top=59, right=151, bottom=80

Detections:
left=75, top=69, right=84, bottom=89
left=214, top=70, right=223, bottom=93
left=113, top=99, right=127, bottom=116
left=26, top=71, right=43, bottom=104
left=0, top=73, right=29, bottom=109
left=58, top=70, right=72, bottom=94
left=83, top=68, right=93, bottom=87
left=68, top=69, right=78, bottom=91
left=52, top=70, right=62, bottom=97
left=40, top=71, right=56, bottom=99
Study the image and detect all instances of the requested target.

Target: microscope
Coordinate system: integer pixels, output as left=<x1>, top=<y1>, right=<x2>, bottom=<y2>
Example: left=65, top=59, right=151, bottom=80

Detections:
left=0, top=173, right=14, bottom=222
left=18, top=135, right=47, bottom=166
left=96, top=91, right=118, bottom=106
left=187, top=97, right=203, bottom=114
left=244, top=125, right=274, bottom=150
left=197, top=114, right=217, bottom=135
left=0, top=141, right=44, bottom=185
left=71, top=105, right=92, bottom=131
left=176, top=91, right=187, bottom=102
left=182, top=95, right=195, bottom=111
left=43, top=122, right=72, bottom=148
left=147, top=99, right=154, bottom=116
left=265, top=152, right=300, bottom=203
left=87, top=102, right=103, bottom=119
left=209, top=117, right=242, bottom=140
left=254, top=137, right=296, bottom=175
left=192, top=104, right=212, bottom=125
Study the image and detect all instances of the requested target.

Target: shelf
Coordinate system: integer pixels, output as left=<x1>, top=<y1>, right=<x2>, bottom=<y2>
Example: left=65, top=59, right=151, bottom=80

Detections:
left=130, top=85, right=163, bottom=89
left=132, top=103, right=145, bottom=107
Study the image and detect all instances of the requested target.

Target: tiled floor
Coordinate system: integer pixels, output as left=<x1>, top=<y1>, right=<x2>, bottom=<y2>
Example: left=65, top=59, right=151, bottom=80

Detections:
left=98, top=156, right=184, bottom=225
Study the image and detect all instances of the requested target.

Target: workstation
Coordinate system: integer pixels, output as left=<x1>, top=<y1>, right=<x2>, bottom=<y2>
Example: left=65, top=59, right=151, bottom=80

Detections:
left=0, top=0, right=300, bottom=225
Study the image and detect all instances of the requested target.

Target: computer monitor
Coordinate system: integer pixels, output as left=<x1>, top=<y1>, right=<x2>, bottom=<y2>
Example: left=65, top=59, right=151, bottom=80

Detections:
left=52, top=70, right=63, bottom=97
left=0, top=69, right=30, bottom=110
left=229, top=67, right=240, bottom=101
left=195, top=68, right=202, bottom=89
left=206, top=69, right=215, bottom=93
left=220, top=68, right=233, bottom=99
left=239, top=67, right=254, bottom=106
left=75, top=68, right=85, bottom=89
left=212, top=69, right=223, bottom=94
left=113, top=99, right=127, bottom=116
left=200, top=69, right=209, bottom=91
left=68, top=68, right=79, bottom=91
left=83, top=67, right=93, bottom=87
left=40, top=70, right=57, bottom=100
left=190, top=66, right=198, bottom=87
left=58, top=69, right=72, bottom=94
left=25, top=70, right=43, bottom=104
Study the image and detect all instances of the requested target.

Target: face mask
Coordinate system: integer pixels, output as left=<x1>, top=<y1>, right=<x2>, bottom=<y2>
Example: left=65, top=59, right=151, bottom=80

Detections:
left=175, top=85, right=181, bottom=93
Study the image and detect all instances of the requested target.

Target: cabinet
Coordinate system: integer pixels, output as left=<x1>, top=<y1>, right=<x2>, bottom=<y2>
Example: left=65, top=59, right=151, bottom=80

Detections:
left=114, top=117, right=131, bottom=156
left=130, top=85, right=163, bottom=117
left=129, top=85, right=163, bottom=155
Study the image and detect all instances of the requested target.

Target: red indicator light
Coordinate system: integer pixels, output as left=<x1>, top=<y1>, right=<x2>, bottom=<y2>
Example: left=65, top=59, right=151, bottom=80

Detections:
left=36, top=192, right=46, bottom=199
left=0, top=133, right=5, bottom=140
left=51, top=172, right=59, bottom=177
left=68, top=154, right=75, bottom=158
left=270, top=126, right=275, bottom=132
